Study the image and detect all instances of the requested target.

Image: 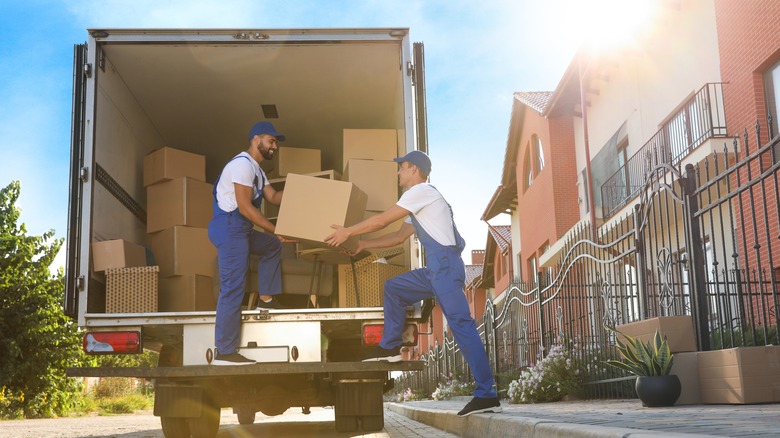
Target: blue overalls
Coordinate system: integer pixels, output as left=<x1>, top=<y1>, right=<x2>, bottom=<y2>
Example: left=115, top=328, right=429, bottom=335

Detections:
left=208, top=155, right=282, bottom=356
left=382, top=211, right=497, bottom=399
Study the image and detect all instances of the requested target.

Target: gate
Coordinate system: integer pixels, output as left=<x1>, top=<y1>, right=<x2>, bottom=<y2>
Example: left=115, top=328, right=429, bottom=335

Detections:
left=397, top=122, right=780, bottom=400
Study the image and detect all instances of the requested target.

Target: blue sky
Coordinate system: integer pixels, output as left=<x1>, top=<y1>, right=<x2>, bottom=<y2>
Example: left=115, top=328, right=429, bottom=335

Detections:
left=0, top=0, right=584, bottom=269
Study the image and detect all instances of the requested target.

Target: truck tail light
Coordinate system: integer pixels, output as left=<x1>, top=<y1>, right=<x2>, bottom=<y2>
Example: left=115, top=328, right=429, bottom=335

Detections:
left=362, top=323, right=418, bottom=346
left=83, top=331, right=141, bottom=354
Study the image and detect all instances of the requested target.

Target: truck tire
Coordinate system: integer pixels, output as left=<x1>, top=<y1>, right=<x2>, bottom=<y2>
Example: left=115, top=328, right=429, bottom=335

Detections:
left=188, top=396, right=220, bottom=438
left=334, top=414, right=359, bottom=432
left=160, top=417, right=190, bottom=438
left=236, top=407, right=255, bottom=425
left=360, top=414, right=384, bottom=432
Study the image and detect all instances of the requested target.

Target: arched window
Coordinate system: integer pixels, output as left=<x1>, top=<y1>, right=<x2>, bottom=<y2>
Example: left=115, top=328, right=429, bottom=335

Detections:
left=523, top=147, right=533, bottom=190
left=534, top=135, right=545, bottom=173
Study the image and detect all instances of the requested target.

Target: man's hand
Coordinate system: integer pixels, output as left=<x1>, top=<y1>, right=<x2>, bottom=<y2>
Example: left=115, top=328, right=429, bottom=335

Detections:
left=325, top=224, right=350, bottom=247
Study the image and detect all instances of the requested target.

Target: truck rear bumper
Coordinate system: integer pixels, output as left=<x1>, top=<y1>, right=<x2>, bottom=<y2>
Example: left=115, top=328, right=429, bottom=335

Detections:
left=67, top=360, right=423, bottom=378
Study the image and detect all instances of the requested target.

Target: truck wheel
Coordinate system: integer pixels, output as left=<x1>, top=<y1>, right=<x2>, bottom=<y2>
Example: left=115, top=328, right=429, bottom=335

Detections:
left=160, top=417, right=190, bottom=438
left=334, top=414, right=358, bottom=433
left=236, top=407, right=255, bottom=425
left=360, top=414, right=384, bottom=432
left=188, top=396, right=220, bottom=438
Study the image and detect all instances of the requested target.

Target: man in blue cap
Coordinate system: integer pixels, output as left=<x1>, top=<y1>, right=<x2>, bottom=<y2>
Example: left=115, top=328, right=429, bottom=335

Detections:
left=325, top=150, right=502, bottom=416
left=209, top=121, right=287, bottom=365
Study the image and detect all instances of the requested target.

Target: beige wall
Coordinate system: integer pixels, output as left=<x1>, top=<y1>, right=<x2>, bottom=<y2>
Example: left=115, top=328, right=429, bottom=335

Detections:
left=577, top=0, right=721, bottom=222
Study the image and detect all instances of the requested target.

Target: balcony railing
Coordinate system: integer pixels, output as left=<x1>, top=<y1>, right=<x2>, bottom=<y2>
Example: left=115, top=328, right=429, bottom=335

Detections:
left=600, top=82, right=727, bottom=218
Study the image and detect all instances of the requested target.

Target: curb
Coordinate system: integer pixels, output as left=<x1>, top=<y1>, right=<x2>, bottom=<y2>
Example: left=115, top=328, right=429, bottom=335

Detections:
left=386, top=402, right=721, bottom=438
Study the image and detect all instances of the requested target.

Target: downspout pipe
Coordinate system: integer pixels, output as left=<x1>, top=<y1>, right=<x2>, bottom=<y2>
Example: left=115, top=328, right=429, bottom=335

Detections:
left=578, top=51, right=599, bottom=239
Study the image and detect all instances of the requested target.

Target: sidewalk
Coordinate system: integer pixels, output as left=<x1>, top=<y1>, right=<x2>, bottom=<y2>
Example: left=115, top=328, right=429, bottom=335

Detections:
left=387, top=397, right=780, bottom=437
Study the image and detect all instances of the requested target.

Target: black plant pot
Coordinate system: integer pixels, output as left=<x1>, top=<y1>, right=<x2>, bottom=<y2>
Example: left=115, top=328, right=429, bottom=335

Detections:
left=635, top=375, right=681, bottom=407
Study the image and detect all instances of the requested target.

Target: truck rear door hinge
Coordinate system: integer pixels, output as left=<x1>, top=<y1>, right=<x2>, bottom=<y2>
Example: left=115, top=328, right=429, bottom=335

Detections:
left=406, top=61, right=414, bottom=77
left=83, top=63, right=92, bottom=78
left=79, top=166, right=89, bottom=182
left=75, top=275, right=85, bottom=291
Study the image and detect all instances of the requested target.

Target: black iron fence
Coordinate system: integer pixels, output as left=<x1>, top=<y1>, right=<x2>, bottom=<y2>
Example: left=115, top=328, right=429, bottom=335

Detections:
left=396, top=121, right=780, bottom=400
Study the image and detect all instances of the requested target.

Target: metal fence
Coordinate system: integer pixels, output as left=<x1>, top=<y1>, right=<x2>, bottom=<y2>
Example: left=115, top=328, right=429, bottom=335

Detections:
left=396, top=121, right=780, bottom=400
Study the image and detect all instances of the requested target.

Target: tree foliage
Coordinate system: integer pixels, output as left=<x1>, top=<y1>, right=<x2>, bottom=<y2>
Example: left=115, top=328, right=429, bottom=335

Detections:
left=0, top=181, right=86, bottom=418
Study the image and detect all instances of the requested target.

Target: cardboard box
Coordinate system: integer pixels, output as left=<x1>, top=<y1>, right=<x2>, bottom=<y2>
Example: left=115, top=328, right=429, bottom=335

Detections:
left=271, top=147, right=321, bottom=177
left=698, top=346, right=780, bottom=404
left=150, top=226, right=216, bottom=277
left=147, top=177, right=213, bottom=233
left=261, top=170, right=341, bottom=220
left=616, top=316, right=697, bottom=353
left=143, top=147, right=205, bottom=186
left=275, top=173, right=367, bottom=253
left=670, top=352, right=701, bottom=405
left=342, top=129, right=398, bottom=170
left=159, top=274, right=215, bottom=311
left=92, top=239, right=147, bottom=272
left=105, top=266, right=159, bottom=313
left=338, top=257, right=407, bottom=307
left=344, top=159, right=399, bottom=211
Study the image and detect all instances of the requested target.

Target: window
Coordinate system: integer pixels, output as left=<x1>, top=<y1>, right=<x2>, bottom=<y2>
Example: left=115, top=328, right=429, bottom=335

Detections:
left=533, top=135, right=545, bottom=173
left=523, top=148, right=533, bottom=190
left=764, top=60, right=780, bottom=138
left=527, top=256, right=538, bottom=283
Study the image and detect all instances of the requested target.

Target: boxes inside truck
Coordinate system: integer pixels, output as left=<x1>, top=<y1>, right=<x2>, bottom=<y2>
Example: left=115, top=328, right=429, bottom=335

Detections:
left=342, top=129, right=398, bottom=169
left=106, top=266, right=159, bottom=313
left=146, top=177, right=213, bottom=234
left=92, top=239, right=148, bottom=272
left=266, top=147, right=322, bottom=178
left=150, top=226, right=216, bottom=277
left=344, top=159, right=399, bottom=211
left=143, top=146, right=206, bottom=187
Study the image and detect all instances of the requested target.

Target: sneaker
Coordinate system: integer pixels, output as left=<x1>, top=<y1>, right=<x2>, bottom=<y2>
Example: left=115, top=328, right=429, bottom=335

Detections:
left=457, top=397, right=502, bottom=416
left=362, top=346, right=402, bottom=362
left=212, top=352, right=256, bottom=366
left=256, top=297, right=286, bottom=310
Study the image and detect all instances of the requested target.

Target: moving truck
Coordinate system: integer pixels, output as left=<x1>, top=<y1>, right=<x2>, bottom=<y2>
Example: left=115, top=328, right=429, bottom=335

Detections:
left=64, top=28, right=429, bottom=438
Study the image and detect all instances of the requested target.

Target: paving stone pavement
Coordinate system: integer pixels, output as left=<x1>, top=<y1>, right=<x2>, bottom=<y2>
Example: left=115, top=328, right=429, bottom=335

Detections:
left=387, top=397, right=780, bottom=438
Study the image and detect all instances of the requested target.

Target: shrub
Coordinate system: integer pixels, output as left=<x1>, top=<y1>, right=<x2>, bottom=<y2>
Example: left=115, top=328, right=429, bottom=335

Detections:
left=93, top=378, right=135, bottom=399
left=431, top=374, right=475, bottom=400
left=395, top=387, right=428, bottom=402
left=507, top=341, right=584, bottom=403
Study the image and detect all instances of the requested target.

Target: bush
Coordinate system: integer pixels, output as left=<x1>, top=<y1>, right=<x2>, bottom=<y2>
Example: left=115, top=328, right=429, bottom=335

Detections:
left=507, top=341, right=584, bottom=403
left=395, top=387, right=428, bottom=402
left=431, top=374, right=475, bottom=400
left=93, top=378, right=136, bottom=399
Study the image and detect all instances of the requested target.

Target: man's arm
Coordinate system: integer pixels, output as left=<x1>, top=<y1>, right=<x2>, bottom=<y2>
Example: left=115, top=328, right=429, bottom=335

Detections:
left=324, top=205, right=410, bottom=247
left=262, top=183, right=283, bottom=206
left=235, top=183, right=276, bottom=233
left=354, top=222, right=415, bottom=254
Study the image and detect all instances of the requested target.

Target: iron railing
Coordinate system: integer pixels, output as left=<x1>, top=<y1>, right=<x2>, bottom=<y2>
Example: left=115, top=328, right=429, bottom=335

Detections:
left=601, top=83, right=727, bottom=219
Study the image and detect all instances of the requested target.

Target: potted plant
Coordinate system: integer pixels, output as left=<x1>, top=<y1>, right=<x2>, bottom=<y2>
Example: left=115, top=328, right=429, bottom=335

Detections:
left=606, top=326, right=681, bottom=407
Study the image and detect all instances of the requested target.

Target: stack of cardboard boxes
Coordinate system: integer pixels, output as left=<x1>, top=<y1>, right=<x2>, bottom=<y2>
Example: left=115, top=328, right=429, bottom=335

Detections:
left=144, top=147, right=216, bottom=312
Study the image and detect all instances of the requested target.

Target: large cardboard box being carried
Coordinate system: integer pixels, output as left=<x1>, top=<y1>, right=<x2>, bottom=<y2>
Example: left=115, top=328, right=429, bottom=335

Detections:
left=616, top=316, right=697, bottom=353
left=698, top=346, right=780, bottom=404
left=342, top=129, right=397, bottom=170
left=275, top=173, right=367, bottom=254
left=344, top=159, right=399, bottom=211
left=143, top=147, right=205, bottom=187
left=147, top=177, right=213, bottom=233
left=150, top=226, right=216, bottom=277
left=159, top=274, right=215, bottom=311
left=105, top=266, right=159, bottom=313
left=269, top=147, right=321, bottom=178
left=92, top=239, right=147, bottom=272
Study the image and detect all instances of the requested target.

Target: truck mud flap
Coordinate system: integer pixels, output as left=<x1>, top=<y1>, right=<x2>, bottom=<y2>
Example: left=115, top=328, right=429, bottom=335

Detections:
left=153, top=384, right=203, bottom=418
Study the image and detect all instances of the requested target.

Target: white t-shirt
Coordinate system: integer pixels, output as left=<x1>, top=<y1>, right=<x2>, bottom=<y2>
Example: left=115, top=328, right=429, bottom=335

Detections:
left=396, top=183, right=457, bottom=246
left=215, top=152, right=269, bottom=212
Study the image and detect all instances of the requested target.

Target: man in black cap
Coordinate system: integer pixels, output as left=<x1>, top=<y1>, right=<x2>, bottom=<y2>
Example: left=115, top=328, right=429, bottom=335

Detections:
left=208, top=121, right=287, bottom=365
left=325, top=150, right=502, bottom=416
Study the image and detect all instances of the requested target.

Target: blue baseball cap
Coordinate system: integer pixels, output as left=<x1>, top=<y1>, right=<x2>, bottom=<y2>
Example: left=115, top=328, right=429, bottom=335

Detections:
left=248, top=121, right=285, bottom=141
left=394, top=150, right=431, bottom=174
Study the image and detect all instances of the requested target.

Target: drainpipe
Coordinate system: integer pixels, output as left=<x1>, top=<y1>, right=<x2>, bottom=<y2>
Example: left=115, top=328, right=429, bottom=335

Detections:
left=578, top=51, right=599, bottom=238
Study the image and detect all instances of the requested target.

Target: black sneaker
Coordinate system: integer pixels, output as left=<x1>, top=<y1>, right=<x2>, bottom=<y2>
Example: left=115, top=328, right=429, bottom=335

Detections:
left=457, top=397, right=502, bottom=416
left=256, top=297, right=286, bottom=309
left=212, top=352, right=255, bottom=366
left=362, top=346, right=402, bottom=362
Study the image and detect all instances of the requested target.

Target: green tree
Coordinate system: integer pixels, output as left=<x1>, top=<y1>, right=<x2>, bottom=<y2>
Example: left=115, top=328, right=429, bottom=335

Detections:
left=0, top=181, right=86, bottom=418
